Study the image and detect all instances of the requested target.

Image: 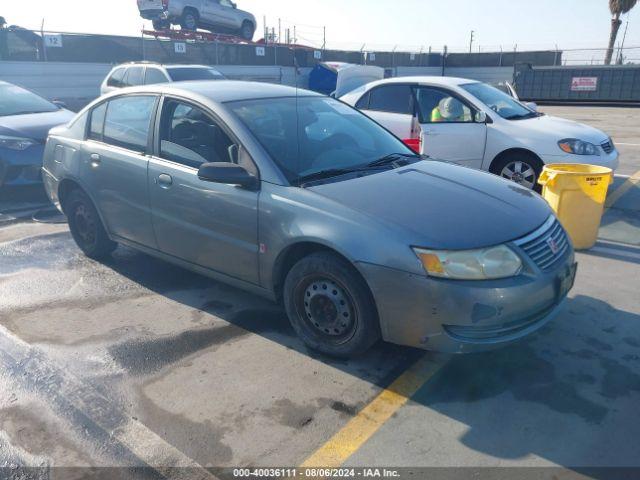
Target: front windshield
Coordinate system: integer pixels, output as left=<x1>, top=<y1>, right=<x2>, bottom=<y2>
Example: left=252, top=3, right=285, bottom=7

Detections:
left=227, top=96, right=415, bottom=183
left=461, top=82, right=535, bottom=120
left=166, top=68, right=225, bottom=82
left=0, top=83, right=59, bottom=117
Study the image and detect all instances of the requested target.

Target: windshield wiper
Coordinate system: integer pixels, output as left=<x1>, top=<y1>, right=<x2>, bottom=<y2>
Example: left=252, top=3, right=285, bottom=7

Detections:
left=366, top=152, right=420, bottom=168
left=506, top=111, right=540, bottom=120
left=297, top=168, right=366, bottom=185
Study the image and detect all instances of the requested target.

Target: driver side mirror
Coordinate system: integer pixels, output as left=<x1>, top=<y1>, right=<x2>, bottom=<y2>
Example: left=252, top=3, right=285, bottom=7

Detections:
left=198, top=162, right=259, bottom=190
left=52, top=99, right=67, bottom=109
left=525, top=102, right=538, bottom=112
left=474, top=111, right=488, bottom=124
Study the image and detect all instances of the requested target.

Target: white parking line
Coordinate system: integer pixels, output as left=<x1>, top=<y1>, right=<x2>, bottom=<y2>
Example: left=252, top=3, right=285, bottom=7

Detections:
left=615, top=142, right=640, bottom=147
left=0, top=324, right=218, bottom=480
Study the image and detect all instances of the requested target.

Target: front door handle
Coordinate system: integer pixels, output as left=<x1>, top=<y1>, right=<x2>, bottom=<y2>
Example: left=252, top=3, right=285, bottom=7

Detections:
left=156, top=173, right=173, bottom=189
left=423, top=129, right=438, bottom=136
left=90, top=153, right=101, bottom=167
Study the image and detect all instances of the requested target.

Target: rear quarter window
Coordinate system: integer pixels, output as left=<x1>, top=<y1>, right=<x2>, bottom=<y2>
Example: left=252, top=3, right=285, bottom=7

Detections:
left=106, top=68, right=126, bottom=88
left=368, top=85, right=413, bottom=114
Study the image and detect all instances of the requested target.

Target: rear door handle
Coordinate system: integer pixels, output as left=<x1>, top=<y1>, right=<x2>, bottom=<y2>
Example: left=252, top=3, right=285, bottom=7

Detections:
left=90, top=153, right=101, bottom=166
left=156, top=173, right=173, bottom=188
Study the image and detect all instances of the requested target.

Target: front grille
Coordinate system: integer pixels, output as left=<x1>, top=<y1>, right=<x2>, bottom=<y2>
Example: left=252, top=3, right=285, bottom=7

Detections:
left=601, top=139, right=614, bottom=154
left=515, top=216, right=570, bottom=271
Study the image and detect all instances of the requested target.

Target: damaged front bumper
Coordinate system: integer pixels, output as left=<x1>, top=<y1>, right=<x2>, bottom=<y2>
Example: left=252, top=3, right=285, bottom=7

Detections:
left=357, top=250, right=575, bottom=353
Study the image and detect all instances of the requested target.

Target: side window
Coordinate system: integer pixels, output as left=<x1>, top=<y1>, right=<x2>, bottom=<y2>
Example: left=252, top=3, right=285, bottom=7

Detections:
left=145, top=68, right=168, bottom=85
left=159, top=99, right=235, bottom=169
left=355, top=92, right=370, bottom=110
left=88, top=102, right=107, bottom=141
left=125, top=67, right=145, bottom=87
left=415, top=87, right=473, bottom=124
left=368, top=85, right=413, bottom=114
left=107, top=68, right=126, bottom=88
left=103, top=96, right=156, bottom=152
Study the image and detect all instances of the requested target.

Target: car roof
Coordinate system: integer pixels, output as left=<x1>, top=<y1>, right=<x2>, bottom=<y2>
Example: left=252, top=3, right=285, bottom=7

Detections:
left=364, top=76, right=479, bottom=89
left=105, top=80, right=322, bottom=103
left=113, top=63, right=219, bottom=69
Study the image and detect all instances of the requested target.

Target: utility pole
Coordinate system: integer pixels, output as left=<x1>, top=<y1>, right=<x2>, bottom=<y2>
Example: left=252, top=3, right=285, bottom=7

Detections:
left=322, top=26, right=326, bottom=50
left=263, top=15, right=267, bottom=43
left=278, top=18, right=281, bottom=44
left=617, top=17, right=630, bottom=64
left=469, top=30, right=475, bottom=53
left=293, top=26, right=297, bottom=45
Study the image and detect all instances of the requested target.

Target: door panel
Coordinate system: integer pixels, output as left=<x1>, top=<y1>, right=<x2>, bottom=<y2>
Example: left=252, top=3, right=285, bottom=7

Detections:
left=420, top=124, right=487, bottom=168
left=415, top=86, right=487, bottom=169
left=82, top=95, right=157, bottom=247
left=202, top=0, right=236, bottom=28
left=148, top=160, right=259, bottom=283
left=148, top=97, right=259, bottom=284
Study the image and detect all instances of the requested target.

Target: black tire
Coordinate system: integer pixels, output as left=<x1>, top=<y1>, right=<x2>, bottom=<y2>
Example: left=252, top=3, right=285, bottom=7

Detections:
left=64, top=189, right=116, bottom=259
left=490, top=152, right=544, bottom=192
left=283, top=252, right=380, bottom=358
left=239, top=21, right=254, bottom=40
left=181, top=9, right=198, bottom=31
left=152, top=19, right=170, bottom=30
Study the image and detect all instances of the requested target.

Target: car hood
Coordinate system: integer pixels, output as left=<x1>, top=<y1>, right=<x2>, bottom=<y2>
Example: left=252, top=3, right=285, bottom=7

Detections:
left=0, top=109, right=75, bottom=142
left=308, top=160, right=552, bottom=250
left=513, top=114, right=610, bottom=144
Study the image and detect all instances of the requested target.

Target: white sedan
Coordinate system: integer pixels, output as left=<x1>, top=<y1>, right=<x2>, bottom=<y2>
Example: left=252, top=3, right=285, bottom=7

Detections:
left=340, top=77, right=619, bottom=189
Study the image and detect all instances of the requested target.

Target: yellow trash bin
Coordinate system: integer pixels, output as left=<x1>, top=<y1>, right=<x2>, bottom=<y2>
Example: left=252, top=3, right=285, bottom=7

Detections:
left=538, top=164, right=614, bottom=250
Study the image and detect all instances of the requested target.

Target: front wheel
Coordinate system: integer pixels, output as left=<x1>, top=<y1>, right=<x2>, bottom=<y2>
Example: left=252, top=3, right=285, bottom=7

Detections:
left=64, top=189, right=117, bottom=259
left=239, top=21, right=254, bottom=40
left=491, top=153, right=543, bottom=191
left=283, top=252, right=380, bottom=358
left=181, top=10, right=198, bottom=31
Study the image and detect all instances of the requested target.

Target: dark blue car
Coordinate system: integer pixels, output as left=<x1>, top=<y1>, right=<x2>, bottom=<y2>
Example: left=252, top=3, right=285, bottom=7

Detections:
left=0, top=81, right=75, bottom=187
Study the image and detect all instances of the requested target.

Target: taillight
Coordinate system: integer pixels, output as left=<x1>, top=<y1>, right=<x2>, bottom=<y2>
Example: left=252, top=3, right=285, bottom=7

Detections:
left=403, top=138, right=421, bottom=154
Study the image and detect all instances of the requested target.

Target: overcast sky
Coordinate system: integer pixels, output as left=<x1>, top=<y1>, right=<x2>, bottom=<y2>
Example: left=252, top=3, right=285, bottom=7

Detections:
left=3, top=0, right=639, bottom=54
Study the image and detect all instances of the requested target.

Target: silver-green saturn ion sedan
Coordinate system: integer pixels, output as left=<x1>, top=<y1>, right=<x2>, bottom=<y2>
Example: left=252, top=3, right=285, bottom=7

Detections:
left=42, top=81, right=577, bottom=358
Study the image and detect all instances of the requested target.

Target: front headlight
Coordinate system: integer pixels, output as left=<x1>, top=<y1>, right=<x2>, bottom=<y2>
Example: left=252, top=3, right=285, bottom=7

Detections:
left=558, top=138, right=600, bottom=156
left=0, top=135, right=37, bottom=151
left=413, top=245, right=522, bottom=280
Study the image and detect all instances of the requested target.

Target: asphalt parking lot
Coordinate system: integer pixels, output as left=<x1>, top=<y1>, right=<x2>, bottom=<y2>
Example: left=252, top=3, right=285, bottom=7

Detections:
left=0, top=105, right=639, bottom=479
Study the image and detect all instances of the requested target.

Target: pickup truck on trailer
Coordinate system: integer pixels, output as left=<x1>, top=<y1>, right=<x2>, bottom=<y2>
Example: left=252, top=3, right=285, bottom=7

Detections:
left=137, top=0, right=256, bottom=40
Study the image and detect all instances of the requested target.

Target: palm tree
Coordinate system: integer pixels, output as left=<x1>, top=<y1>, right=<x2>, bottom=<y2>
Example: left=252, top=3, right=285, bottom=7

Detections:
left=605, top=0, right=637, bottom=64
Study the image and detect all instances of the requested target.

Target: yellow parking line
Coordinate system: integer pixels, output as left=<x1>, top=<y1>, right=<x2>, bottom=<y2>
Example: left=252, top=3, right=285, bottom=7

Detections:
left=301, top=354, right=444, bottom=468
left=606, top=170, right=640, bottom=209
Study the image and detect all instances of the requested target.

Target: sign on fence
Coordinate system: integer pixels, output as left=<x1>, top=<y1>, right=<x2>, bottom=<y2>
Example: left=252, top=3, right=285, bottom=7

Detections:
left=571, top=77, right=598, bottom=92
left=255, top=46, right=266, bottom=57
left=44, top=34, right=63, bottom=48
left=174, top=42, right=186, bottom=54
left=314, top=50, right=322, bottom=60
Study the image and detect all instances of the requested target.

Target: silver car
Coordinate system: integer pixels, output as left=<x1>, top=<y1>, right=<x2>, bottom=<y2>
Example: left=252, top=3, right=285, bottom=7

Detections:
left=137, top=0, right=256, bottom=40
left=42, top=81, right=577, bottom=357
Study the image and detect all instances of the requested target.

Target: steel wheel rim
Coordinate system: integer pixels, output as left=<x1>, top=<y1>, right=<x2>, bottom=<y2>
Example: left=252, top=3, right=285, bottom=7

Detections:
left=184, top=14, right=196, bottom=29
left=501, top=160, right=537, bottom=189
left=297, top=277, right=357, bottom=345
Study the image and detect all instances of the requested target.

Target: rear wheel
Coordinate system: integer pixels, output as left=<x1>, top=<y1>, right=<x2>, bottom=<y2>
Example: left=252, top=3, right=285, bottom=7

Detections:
left=152, top=18, right=170, bottom=30
left=181, top=9, right=198, bottom=31
left=64, top=189, right=116, bottom=259
left=283, top=252, right=380, bottom=358
left=491, top=152, right=543, bottom=191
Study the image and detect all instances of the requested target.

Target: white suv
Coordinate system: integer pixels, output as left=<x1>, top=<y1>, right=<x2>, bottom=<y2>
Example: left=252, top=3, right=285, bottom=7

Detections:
left=137, top=0, right=256, bottom=40
left=341, top=77, right=619, bottom=189
left=100, top=63, right=225, bottom=95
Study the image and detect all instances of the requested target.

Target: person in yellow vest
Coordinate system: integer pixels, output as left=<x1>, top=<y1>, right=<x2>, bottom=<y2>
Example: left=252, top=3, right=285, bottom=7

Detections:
left=431, top=97, right=465, bottom=123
